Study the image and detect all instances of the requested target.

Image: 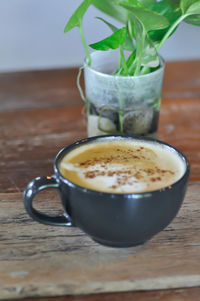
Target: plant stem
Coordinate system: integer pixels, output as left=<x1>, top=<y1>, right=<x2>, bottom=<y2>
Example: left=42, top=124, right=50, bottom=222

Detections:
left=118, top=99, right=124, bottom=133
left=120, top=47, right=129, bottom=75
left=157, top=14, right=188, bottom=52
left=79, top=22, right=91, bottom=66
left=116, top=78, right=124, bottom=133
left=76, top=66, right=85, bottom=101
left=113, top=54, right=123, bottom=75
left=134, top=31, right=145, bottom=76
left=127, top=19, right=136, bottom=76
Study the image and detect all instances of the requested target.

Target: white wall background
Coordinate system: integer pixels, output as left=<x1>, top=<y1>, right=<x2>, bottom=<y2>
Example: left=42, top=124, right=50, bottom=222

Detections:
left=0, top=0, right=200, bottom=72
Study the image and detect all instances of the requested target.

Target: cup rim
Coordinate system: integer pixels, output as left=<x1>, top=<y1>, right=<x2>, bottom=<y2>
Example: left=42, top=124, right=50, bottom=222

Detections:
left=83, top=50, right=165, bottom=80
left=54, top=135, right=190, bottom=196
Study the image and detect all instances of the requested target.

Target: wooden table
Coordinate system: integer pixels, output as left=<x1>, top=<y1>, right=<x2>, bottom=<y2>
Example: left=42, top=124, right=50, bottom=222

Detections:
left=0, top=61, right=200, bottom=300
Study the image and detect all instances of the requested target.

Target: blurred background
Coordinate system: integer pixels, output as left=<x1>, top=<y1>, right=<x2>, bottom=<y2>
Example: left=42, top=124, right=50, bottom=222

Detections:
left=0, top=0, right=200, bottom=73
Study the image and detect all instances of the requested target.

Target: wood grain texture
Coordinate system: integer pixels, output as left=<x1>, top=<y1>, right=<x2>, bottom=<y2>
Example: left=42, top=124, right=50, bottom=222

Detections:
left=13, top=287, right=200, bottom=301
left=0, top=182, right=200, bottom=300
left=158, top=97, right=200, bottom=182
left=0, top=69, right=81, bottom=112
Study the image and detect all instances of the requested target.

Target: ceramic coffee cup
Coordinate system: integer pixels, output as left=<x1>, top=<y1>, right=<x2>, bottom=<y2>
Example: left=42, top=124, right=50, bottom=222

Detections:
left=23, top=135, right=190, bottom=248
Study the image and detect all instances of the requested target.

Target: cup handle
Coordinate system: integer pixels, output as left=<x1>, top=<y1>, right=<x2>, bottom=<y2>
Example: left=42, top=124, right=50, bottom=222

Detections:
left=23, top=176, right=72, bottom=226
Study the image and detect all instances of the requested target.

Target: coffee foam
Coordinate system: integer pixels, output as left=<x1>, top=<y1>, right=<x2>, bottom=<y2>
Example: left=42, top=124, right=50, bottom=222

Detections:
left=61, top=162, right=147, bottom=193
left=59, top=139, right=186, bottom=193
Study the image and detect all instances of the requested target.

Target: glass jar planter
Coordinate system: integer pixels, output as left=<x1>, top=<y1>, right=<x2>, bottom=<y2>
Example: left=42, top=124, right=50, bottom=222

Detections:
left=83, top=51, right=165, bottom=138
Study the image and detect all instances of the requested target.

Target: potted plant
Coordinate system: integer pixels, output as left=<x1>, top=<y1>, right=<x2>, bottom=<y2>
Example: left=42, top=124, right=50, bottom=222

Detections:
left=64, top=0, right=200, bottom=137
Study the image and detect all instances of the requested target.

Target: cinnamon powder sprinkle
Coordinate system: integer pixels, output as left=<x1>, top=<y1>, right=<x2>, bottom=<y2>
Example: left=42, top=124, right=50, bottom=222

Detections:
left=77, top=147, right=176, bottom=190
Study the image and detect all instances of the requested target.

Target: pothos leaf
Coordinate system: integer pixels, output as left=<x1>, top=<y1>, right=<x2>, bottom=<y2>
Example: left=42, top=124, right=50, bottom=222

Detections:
left=96, top=17, right=134, bottom=51
left=139, top=0, right=181, bottom=10
left=64, top=0, right=92, bottom=32
left=114, top=0, right=143, bottom=9
left=180, top=0, right=198, bottom=14
left=184, top=1, right=200, bottom=25
left=156, top=0, right=200, bottom=51
left=187, top=2, right=200, bottom=14
left=133, top=17, right=159, bottom=73
left=115, top=1, right=170, bottom=32
left=148, top=0, right=182, bottom=42
left=92, top=0, right=127, bottom=24
left=185, top=15, right=200, bottom=26
left=138, top=0, right=156, bottom=7
left=123, top=35, right=135, bottom=52
left=125, top=50, right=136, bottom=74
left=95, top=17, right=118, bottom=32
left=89, top=27, right=127, bottom=51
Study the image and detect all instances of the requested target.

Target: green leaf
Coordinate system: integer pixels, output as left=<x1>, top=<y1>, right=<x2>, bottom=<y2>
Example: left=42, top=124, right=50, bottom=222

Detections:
left=156, top=1, right=200, bottom=51
left=185, top=14, right=200, bottom=26
left=184, top=1, right=200, bottom=25
left=96, top=17, right=134, bottom=51
left=133, top=17, right=159, bottom=74
left=113, top=50, right=136, bottom=75
left=89, top=27, right=127, bottom=50
left=138, top=0, right=156, bottom=7
left=148, top=0, right=182, bottom=42
left=64, top=0, right=91, bottom=32
left=95, top=17, right=118, bottom=32
left=123, top=35, right=135, bottom=51
left=114, top=1, right=163, bottom=74
left=180, top=0, right=198, bottom=14
left=126, top=50, right=136, bottom=68
left=114, top=0, right=143, bottom=9
left=116, top=1, right=170, bottom=32
left=187, top=1, right=200, bottom=14
left=126, top=50, right=137, bottom=75
left=92, top=0, right=128, bottom=24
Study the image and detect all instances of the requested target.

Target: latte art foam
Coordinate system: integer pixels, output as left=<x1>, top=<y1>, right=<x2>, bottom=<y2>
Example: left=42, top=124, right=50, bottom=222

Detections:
left=59, top=139, right=186, bottom=193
